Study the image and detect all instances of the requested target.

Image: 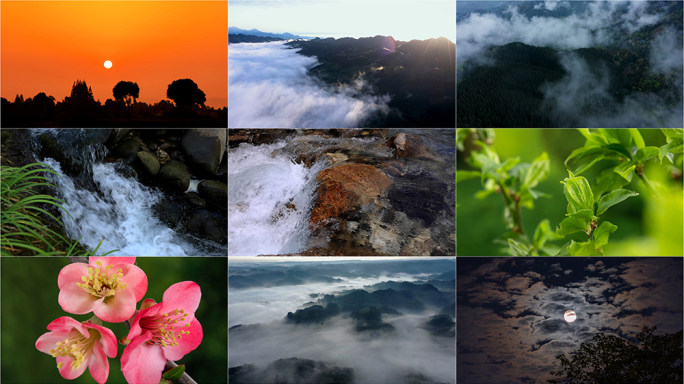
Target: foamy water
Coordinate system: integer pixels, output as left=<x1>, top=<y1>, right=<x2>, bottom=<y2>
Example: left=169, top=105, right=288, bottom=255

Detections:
left=228, top=141, right=322, bottom=256
left=43, top=158, right=212, bottom=256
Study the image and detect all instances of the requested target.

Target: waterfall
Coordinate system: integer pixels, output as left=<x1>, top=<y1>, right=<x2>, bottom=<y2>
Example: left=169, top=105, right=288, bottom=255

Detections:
left=228, top=141, right=322, bottom=256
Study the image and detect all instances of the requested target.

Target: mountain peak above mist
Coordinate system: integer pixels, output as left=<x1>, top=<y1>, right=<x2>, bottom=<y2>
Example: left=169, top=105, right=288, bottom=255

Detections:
left=229, top=26, right=314, bottom=40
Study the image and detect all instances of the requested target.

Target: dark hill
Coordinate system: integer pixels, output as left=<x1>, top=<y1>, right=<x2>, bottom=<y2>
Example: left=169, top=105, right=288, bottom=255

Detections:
left=286, top=36, right=455, bottom=128
left=229, top=34, right=284, bottom=44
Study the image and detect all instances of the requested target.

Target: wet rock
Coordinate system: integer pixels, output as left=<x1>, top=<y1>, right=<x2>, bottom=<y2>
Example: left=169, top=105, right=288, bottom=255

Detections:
left=152, top=197, right=183, bottom=228
left=106, top=129, right=131, bottom=146
left=181, top=128, right=226, bottom=175
left=385, top=133, right=435, bottom=159
left=198, top=180, right=227, bottom=208
left=136, top=151, right=160, bottom=176
left=149, top=143, right=158, bottom=151
left=184, top=209, right=227, bottom=244
left=310, top=163, right=392, bottom=227
left=158, top=160, right=190, bottom=192
left=159, top=143, right=171, bottom=151
left=399, top=229, right=437, bottom=256
left=185, top=193, right=206, bottom=208
left=155, top=148, right=170, bottom=165
left=273, top=134, right=393, bottom=167
left=320, top=152, right=348, bottom=166
left=111, top=136, right=141, bottom=162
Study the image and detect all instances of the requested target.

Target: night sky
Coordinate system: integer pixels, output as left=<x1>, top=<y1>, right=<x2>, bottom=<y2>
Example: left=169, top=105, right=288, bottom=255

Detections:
left=457, top=257, right=683, bottom=384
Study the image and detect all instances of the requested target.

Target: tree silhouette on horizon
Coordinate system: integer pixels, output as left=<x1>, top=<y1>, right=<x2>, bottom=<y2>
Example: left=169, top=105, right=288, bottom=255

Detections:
left=112, top=81, right=140, bottom=121
left=548, top=326, right=683, bottom=384
left=166, top=79, right=206, bottom=111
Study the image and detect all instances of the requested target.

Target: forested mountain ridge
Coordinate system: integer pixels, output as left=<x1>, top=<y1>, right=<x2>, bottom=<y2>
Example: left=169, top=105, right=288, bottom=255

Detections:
left=457, top=1, right=683, bottom=127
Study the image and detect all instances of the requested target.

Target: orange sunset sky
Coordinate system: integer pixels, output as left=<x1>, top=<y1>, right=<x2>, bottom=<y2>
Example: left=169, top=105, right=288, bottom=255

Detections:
left=1, top=1, right=227, bottom=109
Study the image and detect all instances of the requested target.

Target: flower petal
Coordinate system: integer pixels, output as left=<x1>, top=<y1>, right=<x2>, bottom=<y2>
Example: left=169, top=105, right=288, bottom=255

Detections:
left=162, top=318, right=203, bottom=361
left=84, top=322, right=118, bottom=358
left=59, top=281, right=103, bottom=315
left=57, top=354, right=89, bottom=380
left=93, top=288, right=136, bottom=323
left=127, top=302, right=163, bottom=341
left=122, top=331, right=166, bottom=384
left=90, top=257, right=136, bottom=267
left=57, top=263, right=89, bottom=289
left=47, top=316, right=90, bottom=338
left=161, top=281, right=201, bottom=315
left=118, top=264, right=148, bottom=302
left=36, top=331, right=72, bottom=354
left=88, top=339, right=110, bottom=384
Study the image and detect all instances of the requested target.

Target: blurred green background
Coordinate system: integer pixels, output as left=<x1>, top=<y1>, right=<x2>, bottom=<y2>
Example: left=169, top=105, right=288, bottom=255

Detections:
left=1, top=257, right=227, bottom=384
left=457, top=129, right=683, bottom=256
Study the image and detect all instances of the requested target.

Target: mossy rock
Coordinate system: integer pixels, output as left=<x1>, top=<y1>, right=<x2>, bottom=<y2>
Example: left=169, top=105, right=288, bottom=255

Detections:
left=158, top=160, right=190, bottom=192
left=197, top=180, right=227, bottom=208
left=136, top=151, right=160, bottom=176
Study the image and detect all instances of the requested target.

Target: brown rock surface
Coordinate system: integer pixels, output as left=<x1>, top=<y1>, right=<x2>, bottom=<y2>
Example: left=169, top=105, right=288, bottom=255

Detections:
left=310, top=163, right=392, bottom=227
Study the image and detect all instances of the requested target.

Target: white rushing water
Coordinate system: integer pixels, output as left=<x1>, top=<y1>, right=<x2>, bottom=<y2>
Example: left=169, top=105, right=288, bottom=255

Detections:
left=43, top=158, right=204, bottom=256
left=228, top=142, right=321, bottom=256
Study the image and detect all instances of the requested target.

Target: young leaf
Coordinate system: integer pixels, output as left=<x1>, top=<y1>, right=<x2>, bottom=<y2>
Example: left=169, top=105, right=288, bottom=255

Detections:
left=613, top=161, right=636, bottom=181
left=556, top=209, right=594, bottom=237
left=635, top=146, right=659, bottom=164
left=456, top=170, right=481, bottom=182
left=561, top=172, right=594, bottom=213
left=162, top=365, right=185, bottom=381
left=659, top=139, right=683, bottom=163
left=593, top=221, right=618, bottom=248
left=592, top=167, right=630, bottom=199
left=555, top=241, right=573, bottom=256
left=628, top=128, right=645, bottom=149
left=523, top=152, right=550, bottom=188
left=568, top=240, right=595, bottom=256
left=533, top=219, right=551, bottom=250
left=661, top=128, right=683, bottom=140
left=596, top=189, right=639, bottom=216
left=508, top=238, right=531, bottom=256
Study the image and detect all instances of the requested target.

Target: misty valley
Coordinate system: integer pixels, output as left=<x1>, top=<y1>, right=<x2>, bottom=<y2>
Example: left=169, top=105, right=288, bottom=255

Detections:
left=457, top=0, right=683, bottom=127
left=229, top=259, right=456, bottom=384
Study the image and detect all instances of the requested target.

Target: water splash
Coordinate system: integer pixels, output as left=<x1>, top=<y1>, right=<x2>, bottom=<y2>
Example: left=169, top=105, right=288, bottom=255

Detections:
left=228, top=141, right=321, bottom=256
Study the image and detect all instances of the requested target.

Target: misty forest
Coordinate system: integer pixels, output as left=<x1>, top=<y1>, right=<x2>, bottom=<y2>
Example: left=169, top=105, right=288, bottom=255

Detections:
left=229, top=259, right=455, bottom=384
left=457, top=1, right=683, bottom=127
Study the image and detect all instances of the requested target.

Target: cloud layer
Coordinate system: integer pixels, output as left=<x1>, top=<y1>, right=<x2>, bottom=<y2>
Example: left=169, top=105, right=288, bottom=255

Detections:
left=458, top=258, right=683, bottom=384
left=228, top=42, right=389, bottom=128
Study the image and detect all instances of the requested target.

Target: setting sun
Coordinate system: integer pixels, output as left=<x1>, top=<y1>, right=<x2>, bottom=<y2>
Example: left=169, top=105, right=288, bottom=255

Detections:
left=104, top=60, right=112, bottom=69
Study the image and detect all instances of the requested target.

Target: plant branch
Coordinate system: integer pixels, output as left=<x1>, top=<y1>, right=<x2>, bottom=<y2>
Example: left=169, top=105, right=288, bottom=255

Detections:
left=498, top=182, right=526, bottom=236
left=637, top=172, right=663, bottom=200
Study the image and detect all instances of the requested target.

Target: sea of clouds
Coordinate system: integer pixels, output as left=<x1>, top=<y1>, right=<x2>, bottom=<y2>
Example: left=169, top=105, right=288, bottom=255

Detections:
left=228, top=41, right=390, bottom=128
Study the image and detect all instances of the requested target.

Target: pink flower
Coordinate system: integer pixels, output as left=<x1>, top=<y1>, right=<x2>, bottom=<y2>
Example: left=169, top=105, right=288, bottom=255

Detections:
left=121, top=281, right=203, bottom=384
left=36, top=317, right=117, bottom=384
left=58, top=257, right=148, bottom=323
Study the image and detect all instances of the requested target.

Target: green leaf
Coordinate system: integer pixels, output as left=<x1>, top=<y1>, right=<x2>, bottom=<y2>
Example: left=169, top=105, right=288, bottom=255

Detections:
left=592, top=167, right=630, bottom=199
left=602, top=143, right=632, bottom=160
left=577, top=129, right=608, bottom=146
left=508, top=238, right=531, bottom=256
left=475, top=189, right=496, bottom=200
left=659, top=139, right=683, bottom=163
left=533, top=219, right=551, bottom=249
left=561, top=172, right=594, bottom=213
left=556, top=209, right=594, bottom=237
left=628, top=129, right=645, bottom=149
left=472, top=153, right=500, bottom=183
left=599, top=129, right=640, bottom=151
left=613, top=161, right=636, bottom=181
left=593, top=221, right=618, bottom=248
left=162, top=365, right=185, bottom=381
left=539, top=243, right=561, bottom=256
left=596, top=189, right=639, bottom=216
left=661, top=128, right=683, bottom=140
left=523, top=152, right=550, bottom=188
left=568, top=240, right=595, bottom=256
left=635, top=146, right=659, bottom=164
left=498, top=157, right=521, bottom=173
left=456, top=170, right=481, bottom=182
left=503, top=205, right=515, bottom=230
left=555, top=241, right=573, bottom=256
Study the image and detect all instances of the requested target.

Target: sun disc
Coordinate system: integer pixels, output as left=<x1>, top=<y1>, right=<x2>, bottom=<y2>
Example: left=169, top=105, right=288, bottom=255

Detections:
left=564, top=310, right=577, bottom=323
left=104, top=60, right=112, bottom=69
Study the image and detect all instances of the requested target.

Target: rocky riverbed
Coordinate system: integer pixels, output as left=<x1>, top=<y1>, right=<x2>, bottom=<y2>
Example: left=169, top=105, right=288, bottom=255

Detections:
left=228, top=129, right=455, bottom=256
left=3, top=128, right=227, bottom=256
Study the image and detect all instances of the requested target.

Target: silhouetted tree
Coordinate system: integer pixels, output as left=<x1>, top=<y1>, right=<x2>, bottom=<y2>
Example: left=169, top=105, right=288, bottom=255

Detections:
left=59, top=80, right=101, bottom=125
left=166, top=79, right=206, bottom=111
left=548, top=326, right=683, bottom=384
left=31, top=92, right=56, bottom=121
left=112, top=81, right=140, bottom=121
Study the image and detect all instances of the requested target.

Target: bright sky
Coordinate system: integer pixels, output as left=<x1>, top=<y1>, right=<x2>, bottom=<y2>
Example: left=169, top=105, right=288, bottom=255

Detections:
left=229, top=1, right=455, bottom=42
left=1, top=1, right=227, bottom=109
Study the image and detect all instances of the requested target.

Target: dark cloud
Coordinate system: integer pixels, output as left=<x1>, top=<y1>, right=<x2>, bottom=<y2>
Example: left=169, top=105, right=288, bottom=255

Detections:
left=228, top=42, right=390, bottom=128
left=458, top=257, right=683, bottom=384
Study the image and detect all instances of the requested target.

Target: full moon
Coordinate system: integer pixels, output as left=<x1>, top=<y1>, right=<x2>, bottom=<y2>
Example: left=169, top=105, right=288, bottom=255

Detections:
left=104, top=60, right=112, bottom=69
left=564, top=310, right=577, bottom=323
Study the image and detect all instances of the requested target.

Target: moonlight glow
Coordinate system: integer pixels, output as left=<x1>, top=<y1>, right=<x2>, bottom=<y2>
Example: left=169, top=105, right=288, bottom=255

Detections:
left=104, top=60, right=112, bottom=69
left=564, top=310, right=577, bottom=322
